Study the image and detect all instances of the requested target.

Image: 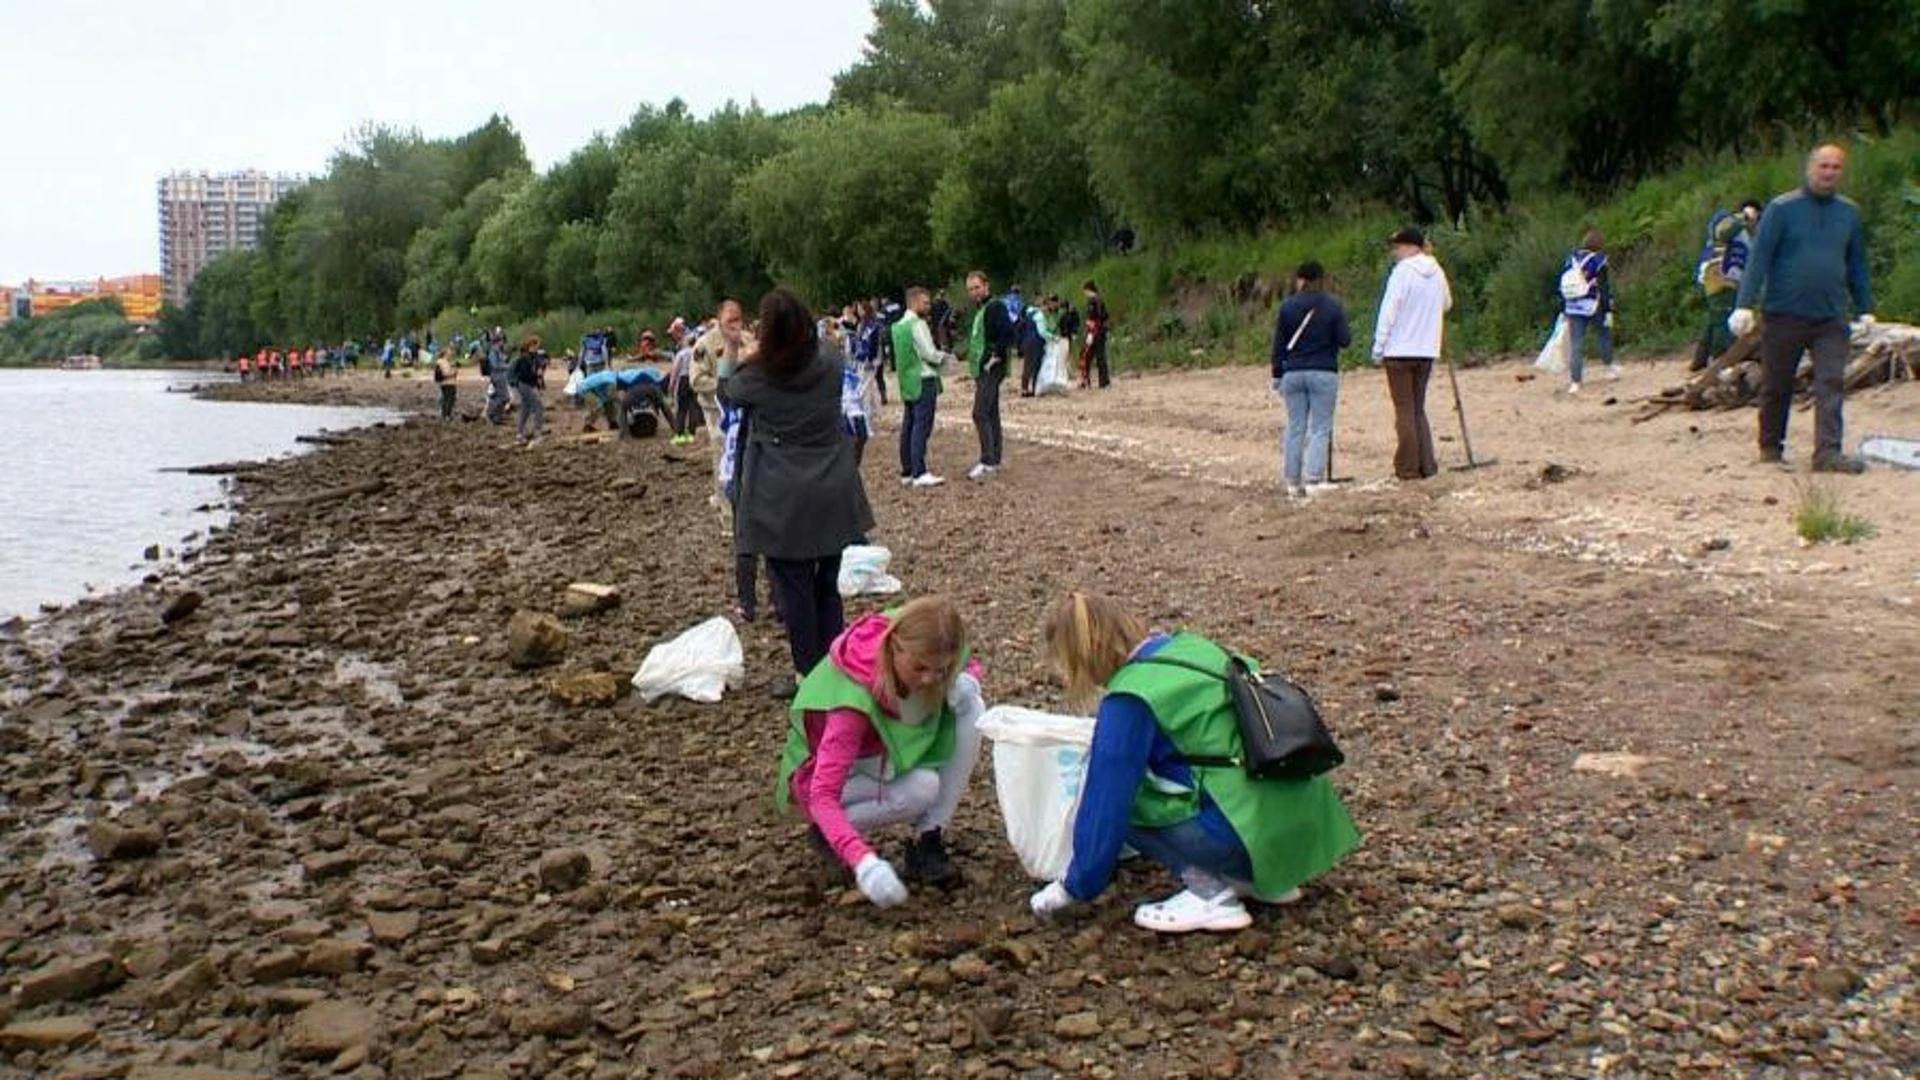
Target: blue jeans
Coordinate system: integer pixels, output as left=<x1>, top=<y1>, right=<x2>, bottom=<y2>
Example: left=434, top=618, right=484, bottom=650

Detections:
left=1278, top=370, right=1339, bottom=485
left=1565, top=312, right=1612, bottom=384
left=898, top=387, right=938, bottom=478
left=1126, top=811, right=1253, bottom=898
left=514, top=382, right=543, bottom=440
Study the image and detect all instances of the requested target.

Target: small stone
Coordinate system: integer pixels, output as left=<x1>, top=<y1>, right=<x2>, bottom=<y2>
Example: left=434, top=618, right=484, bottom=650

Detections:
left=560, top=583, right=621, bottom=617
left=283, top=999, right=380, bottom=1059
left=1054, top=1011, right=1102, bottom=1039
left=1496, top=904, right=1547, bottom=930
left=148, top=957, right=217, bottom=1008
left=949, top=955, right=992, bottom=984
left=1373, top=683, right=1401, bottom=703
left=507, top=1001, right=591, bottom=1038
left=88, top=817, right=163, bottom=860
left=303, top=939, right=371, bottom=976
left=538, top=848, right=593, bottom=893
left=366, top=910, right=420, bottom=945
left=1312, top=955, right=1361, bottom=981
left=244, top=948, right=306, bottom=984
left=130, top=1067, right=270, bottom=1080
left=15, top=953, right=121, bottom=1007
left=1808, top=966, right=1861, bottom=1001
left=547, top=671, right=621, bottom=708
left=506, top=610, right=570, bottom=669
left=161, top=590, right=204, bottom=624
left=0, top=1015, right=98, bottom=1050
left=470, top=939, right=508, bottom=965
left=301, top=851, right=360, bottom=883
left=914, top=964, right=954, bottom=992
left=1608, top=820, right=1635, bottom=841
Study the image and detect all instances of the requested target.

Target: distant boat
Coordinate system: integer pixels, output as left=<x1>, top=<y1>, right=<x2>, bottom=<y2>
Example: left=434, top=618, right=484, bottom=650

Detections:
left=61, top=354, right=102, bottom=370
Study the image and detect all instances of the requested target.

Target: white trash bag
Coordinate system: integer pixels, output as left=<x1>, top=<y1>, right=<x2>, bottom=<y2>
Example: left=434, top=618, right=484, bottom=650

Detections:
left=837, top=544, right=902, bottom=597
left=1036, top=339, right=1072, bottom=396
left=976, top=705, right=1097, bottom=880
left=1534, top=315, right=1570, bottom=375
left=630, top=616, right=744, bottom=703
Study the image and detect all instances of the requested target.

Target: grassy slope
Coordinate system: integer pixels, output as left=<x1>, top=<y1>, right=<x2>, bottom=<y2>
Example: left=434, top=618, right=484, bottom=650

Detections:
left=1045, top=131, right=1917, bottom=370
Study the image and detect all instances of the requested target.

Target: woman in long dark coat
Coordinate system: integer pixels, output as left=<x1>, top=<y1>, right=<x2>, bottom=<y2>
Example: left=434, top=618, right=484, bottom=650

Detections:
left=729, top=288, right=876, bottom=690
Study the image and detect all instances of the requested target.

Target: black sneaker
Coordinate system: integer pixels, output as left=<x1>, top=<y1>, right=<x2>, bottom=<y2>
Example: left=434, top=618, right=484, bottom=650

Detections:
left=1757, top=447, right=1786, bottom=465
left=1811, top=454, right=1866, bottom=475
left=903, top=828, right=958, bottom=887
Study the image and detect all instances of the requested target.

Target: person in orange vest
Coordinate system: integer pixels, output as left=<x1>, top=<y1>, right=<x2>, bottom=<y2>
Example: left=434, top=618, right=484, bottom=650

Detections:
left=236, top=354, right=251, bottom=382
left=254, top=348, right=267, bottom=380
left=304, top=347, right=317, bottom=377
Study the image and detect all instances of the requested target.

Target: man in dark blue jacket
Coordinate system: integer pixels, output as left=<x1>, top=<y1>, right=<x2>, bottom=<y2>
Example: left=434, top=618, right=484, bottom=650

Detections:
left=965, top=271, right=1017, bottom=480
left=1732, top=144, right=1875, bottom=473
left=1271, top=261, right=1352, bottom=497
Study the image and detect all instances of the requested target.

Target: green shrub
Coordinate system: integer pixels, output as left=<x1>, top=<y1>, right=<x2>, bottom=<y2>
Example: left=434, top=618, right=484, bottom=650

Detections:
left=1793, top=483, right=1876, bottom=545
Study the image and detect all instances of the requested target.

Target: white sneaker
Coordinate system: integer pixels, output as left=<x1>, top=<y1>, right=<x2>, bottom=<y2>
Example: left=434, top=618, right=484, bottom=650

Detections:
left=1132, top=889, right=1252, bottom=934
left=1566, top=382, right=1581, bottom=395
left=910, top=473, right=945, bottom=488
left=1605, top=364, right=1622, bottom=381
left=966, top=463, right=991, bottom=481
left=1305, top=481, right=1339, bottom=497
left=1286, top=484, right=1307, bottom=500
left=899, top=476, right=914, bottom=487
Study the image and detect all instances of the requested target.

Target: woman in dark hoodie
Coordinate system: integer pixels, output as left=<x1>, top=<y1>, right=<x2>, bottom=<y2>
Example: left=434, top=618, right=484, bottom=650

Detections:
left=729, top=289, right=876, bottom=692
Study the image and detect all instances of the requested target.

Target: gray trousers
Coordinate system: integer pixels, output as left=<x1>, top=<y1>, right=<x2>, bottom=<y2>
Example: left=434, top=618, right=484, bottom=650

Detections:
left=1757, top=314, right=1848, bottom=460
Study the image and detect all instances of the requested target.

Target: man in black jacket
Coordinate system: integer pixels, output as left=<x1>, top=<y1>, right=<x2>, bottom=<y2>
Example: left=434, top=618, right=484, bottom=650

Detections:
left=1081, top=280, right=1112, bottom=389
left=965, top=271, right=1017, bottom=480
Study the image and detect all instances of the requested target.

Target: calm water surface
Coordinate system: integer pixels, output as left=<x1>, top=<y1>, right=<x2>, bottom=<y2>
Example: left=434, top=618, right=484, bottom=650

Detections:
left=0, top=369, right=395, bottom=619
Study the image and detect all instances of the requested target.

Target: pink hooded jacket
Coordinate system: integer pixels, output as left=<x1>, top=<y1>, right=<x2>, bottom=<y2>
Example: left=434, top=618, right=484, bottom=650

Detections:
left=787, top=613, right=982, bottom=869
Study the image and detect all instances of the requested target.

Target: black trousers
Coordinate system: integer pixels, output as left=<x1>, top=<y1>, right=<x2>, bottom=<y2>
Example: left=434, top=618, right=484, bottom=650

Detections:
left=1018, top=341, right=1043, bottom=394
left=973, top=363, right=1006, bottom=466
left=766, top=555, right=845, bottom=677
left=1083, top=329, right=1111, bottom=387
left=1757, top=314, right=1848, bottom=460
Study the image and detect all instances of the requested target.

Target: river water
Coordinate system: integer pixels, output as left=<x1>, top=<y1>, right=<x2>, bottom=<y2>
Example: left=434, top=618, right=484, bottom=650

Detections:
left=0, top=369, right=396, bottom=620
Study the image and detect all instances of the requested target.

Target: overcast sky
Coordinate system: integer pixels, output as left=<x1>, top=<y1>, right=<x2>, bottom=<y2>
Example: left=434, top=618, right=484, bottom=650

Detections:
left=0, top=0, right=876, bottom=285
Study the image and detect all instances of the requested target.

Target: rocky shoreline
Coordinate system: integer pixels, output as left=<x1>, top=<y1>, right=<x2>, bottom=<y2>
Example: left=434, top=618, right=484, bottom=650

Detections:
left=2, top=370, right=1912, bottom=1078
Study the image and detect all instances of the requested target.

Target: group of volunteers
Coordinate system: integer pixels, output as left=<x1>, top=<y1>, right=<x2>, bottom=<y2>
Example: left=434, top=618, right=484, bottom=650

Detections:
left=235, top=345, right=346, bottom=380
left=1269, top=141, right=1882, bottom=497
left=554, top=281, right=1356, bottom=933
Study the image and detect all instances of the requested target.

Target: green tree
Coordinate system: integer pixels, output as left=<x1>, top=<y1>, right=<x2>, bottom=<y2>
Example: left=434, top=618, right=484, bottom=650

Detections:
left=736, top=107, right=956, bottom=303
left=468, top=176, right=550, bottom=314
left=930, top=70, right=1101, bottom=274
left=182, top=250, right=267, bottom=358
left=399, top=173, right=523, bottom=324
left=833, top=0, right=1069, bottom=120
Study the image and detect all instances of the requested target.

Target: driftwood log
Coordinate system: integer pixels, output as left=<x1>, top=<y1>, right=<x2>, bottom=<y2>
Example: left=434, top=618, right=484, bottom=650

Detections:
left=1632, top=320, right=1917, bottom=424
left=254, top=478, right=388, bottom=510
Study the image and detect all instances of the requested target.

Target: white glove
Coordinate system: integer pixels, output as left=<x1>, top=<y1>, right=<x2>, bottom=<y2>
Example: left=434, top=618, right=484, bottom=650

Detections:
left=1604, top=312, right=1615, bottom=330
left=1030, top=881, right=1076, bottom=917
left=854, top=853, right=908, bottom=908
left=1856, top=313, right=1876, bottom=329
left=1727, top=308, right=1757, bottom=339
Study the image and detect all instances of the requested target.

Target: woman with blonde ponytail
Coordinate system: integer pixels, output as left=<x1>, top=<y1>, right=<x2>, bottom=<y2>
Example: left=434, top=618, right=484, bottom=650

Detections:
left=1029, top=592, right=1359, bottom=934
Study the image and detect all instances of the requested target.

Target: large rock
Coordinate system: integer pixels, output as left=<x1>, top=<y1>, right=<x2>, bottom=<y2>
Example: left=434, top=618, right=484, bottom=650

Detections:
left=161, top=590, right=204, bottom=624
left=547, top=670, right=621, bottom=708
left=148, top=956, right=217, bottom=1008
left=0, top=1015, right=97, bottom=1050
left=506, top=611, right=569, bottom=669
left=88, top=816, right=163, bottom=860
left=537, top=848, right=593, bottom=893
left=283, top=999, right=380, bottom=1059
left=560, top=583, right=621, bottom=618
left=365, top=910, right=420, bottom=946
left=506, top=1001, right=591, bottom=1038
left=15, top=953, right=121, bottom=1007
left=302, top=938, right=371, bottom=976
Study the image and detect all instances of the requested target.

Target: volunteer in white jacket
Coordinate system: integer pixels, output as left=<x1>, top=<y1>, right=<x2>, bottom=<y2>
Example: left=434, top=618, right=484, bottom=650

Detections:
left=1371, top=226, right=1453, bottom=480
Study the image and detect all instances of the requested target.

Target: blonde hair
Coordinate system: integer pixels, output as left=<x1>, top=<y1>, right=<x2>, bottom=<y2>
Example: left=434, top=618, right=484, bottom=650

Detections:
left=1043, top=592, right=1147, bottom=713
left=880, top=596, right=967, bottom=705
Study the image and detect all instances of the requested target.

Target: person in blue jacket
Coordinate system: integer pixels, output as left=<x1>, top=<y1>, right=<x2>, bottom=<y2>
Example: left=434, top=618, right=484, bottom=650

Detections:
left=1730, top=144, right=1876, bottom=474
left=1270, top=261, right=1352, bottom=498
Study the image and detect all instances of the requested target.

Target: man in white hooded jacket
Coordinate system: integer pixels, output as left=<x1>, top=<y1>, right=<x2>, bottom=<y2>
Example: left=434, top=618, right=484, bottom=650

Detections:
left=1371, top=227, right=1453, bottom=480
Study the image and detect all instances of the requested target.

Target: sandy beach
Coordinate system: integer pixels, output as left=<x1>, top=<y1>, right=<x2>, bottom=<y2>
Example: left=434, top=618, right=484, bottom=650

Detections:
left=2, top=356, right=1913, bottom=1078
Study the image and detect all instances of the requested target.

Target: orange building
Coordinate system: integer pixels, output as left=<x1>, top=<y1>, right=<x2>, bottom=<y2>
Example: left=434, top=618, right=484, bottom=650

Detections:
left=25, top=275, right=165, bottom=323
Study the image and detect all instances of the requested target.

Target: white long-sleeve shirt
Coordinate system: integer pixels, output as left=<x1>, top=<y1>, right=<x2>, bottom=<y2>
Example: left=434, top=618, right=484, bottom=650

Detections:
left=1372, top=253, right=1453, bottom=361
left=899, top=310, right=947, bottom=380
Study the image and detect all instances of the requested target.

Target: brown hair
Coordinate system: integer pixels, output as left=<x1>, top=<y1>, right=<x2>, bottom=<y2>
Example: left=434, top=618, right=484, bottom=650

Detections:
left=880, top=596, right=967, bottom=705
left=519, top=336, right=541, bottom=353
left=753, top=288, right=817, bottom=376
left=1581, top=229, right=1604, bottom=251
left=1042, top=591, right=1148, bottom=713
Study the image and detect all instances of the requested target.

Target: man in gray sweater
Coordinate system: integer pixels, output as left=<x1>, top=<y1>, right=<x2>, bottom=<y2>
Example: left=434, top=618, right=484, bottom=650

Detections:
left=1731, top=144, right=1875, bottom=473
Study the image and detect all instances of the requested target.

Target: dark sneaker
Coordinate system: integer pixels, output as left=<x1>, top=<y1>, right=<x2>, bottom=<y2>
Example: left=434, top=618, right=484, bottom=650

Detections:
left=903, top=828, right=958, bottom=887
left=807, top=825, right=850, bottom=886
left=1811, top=454, right=1866, bottom=475
left=1757, top=447, right=1785, bottom=465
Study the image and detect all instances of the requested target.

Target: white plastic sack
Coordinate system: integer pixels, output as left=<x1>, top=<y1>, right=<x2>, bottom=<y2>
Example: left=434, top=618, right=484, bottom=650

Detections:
left=977, top=705, right=1097, bottom=880
left=1534, top=315, right=1570, bottom=375
left=1035, top=339, right=1072, bottom=396
left=563, top=368, right=583, bottom=398
left=837, top=544, right=902, bottom=597
left=630, top=616, right=744, bottom=703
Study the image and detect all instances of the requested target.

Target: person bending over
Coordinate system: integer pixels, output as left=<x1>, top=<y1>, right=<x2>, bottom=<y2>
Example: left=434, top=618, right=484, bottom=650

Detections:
left=1029, top=592, right=1359, bottom=934
left=776, top=597, right=987, bottom=907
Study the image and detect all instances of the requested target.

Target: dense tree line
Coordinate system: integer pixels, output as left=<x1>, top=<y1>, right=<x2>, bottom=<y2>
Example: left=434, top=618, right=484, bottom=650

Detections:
left=161, top=0, right=1917, bottom=358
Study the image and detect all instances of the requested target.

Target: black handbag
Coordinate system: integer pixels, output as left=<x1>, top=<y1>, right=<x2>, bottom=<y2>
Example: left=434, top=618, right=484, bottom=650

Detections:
left=1139, top=651, right=1344, bottom=780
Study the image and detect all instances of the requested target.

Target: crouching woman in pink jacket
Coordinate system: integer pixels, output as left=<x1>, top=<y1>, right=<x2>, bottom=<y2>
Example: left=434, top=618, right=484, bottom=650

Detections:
left=775, top=596, right=986, bottom=907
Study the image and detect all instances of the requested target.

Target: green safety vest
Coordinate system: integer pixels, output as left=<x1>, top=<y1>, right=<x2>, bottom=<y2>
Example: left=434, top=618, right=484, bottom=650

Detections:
left=1105, top=633, right=1361, bottom=897
left=774, top=628, right=967, bottom=811
left=968, top=306, right=987, bottom=378
left=890, top=316, right=938, bottom=403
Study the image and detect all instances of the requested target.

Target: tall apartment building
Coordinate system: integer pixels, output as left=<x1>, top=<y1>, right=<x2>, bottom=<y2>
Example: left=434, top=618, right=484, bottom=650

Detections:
left=158, top=170, right=303, bottom=305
